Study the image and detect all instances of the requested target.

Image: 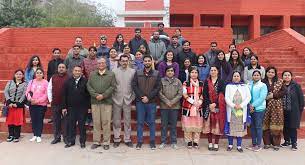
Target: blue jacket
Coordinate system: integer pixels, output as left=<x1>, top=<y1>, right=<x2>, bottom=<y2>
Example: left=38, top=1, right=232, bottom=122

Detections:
left=197, top=64, right=210, bottom=81
left=249, top=80, right=268, bottom=112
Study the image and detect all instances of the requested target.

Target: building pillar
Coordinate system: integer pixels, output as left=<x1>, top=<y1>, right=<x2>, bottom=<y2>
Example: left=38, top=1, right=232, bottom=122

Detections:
left=224, top=14, right=231, bottom=28
left=282, top=15, right=291, bottom=29
left=193, top=13, right=201, bottom=27
left=250, top=15, right=261, bottom=39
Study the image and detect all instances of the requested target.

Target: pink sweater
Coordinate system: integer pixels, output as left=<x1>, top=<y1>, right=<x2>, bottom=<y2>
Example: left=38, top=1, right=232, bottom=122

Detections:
left=26, top=79, right=49, bottom=106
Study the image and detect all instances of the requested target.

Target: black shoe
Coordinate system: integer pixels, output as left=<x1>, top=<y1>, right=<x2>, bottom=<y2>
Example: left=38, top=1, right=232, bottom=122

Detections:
left=150, top=141, right=156, bottom=150
left=48, top=119, right=53, bottom=124
left=273, top=146, right=280, bottom=151
left=80, top=143, right=86, bottom=149
left=51, top=138, right=61, bottom=144
left=91, top=144, right=101, bottom=150
left=263, top=145, right=271, bottom=149
left=103, top=145, right=110, bottom=150
left=63, top=138, right=69, bottom=145
left=64, top=142, right=75, bottom=148
left=292, top=143, right=298, bottom=151
left=6, top=136, right=14, bottom=142
left=281, top=141, right=291, bottom=147
left=193, top=142, right=199, bottom=149
left=125, top=142, right=133, bottom=148
left=113, top=142, right=120, bottom=148
left=227, top=146, right=233, bottom=151
left=136, top=143, right=142, bottom=150
left=237, top=147, right=244, bottom=153
left=13, top=138, right=19, bottom=143
left=187, top=142, right=192, bottom=149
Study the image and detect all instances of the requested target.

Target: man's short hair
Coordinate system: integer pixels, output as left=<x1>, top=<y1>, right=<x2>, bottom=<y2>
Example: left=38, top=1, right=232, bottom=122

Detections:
left=73, top=45, right=81, bottom=49
left=143, top=55, right=152, bottom=61
left=135, top=28, right=141, bottom=32
left=52, top=48, right=61, bottom=53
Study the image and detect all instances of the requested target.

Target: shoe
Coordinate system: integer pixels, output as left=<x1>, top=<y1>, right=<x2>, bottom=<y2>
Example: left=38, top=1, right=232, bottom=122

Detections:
left=213, top=144, right=219, bottom=151
left=171, top=144, right=178, bottom=150
left=237, top=147, right=243, bottom=153
left=51, top=138, right=61, bottom=144
left=103, top=145, right=110, bottom=150
left=227, top=145, right=233, bottom=151
left=29, top=136, right=37, bottom=142
left=64, top=142, right=75, bottom=148
left=292, top=143, right=298, bottom=151
left=208, top=143, right=213, bottom=151
left=36, top=137, right=42, bottom=143
left=113, top=142, right=120, bottom=148
left=263, top=145, right=271, bottom=149
left=48, top=119, right=53, bottom=124
left=80, top=143, right=86, bottom=149
left=273, top=146, right=280, bottom=151
left=150, top=141, right=156, bottom=150
left=159, top=143, right=166, bottom=149
left=13, top=138, right=19, bottom=143
left=253, top=145, right=262, bottom=152
left=193, top=142, right=199, bottom=149
left=187, top=142, right=193, bottom=149
left=91, top=144, right=101, bottom=150
left=125, top=142, right=133, bottom=148
left=6, top=136, right=14, bottom=142
left=136, top=143, right=142, bottom=150
left=246, top=145, right=256, bottom=151
left=281, top=141, right=291, bottom=148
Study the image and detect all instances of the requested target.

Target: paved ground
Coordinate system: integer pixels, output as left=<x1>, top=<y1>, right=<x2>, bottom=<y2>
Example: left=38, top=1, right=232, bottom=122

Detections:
left=1, top=133, right=305, bottom=165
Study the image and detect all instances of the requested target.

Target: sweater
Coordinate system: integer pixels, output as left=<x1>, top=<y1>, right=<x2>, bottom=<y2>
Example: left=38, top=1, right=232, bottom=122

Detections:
left=26, top=79, right=49, bottom=106
left=148, top=39, right=167, bottom=63
left=47, top=73, right=68, bottom=106
left=4, top=80, right=27, bottom=107
left=159, top=77, right=183, bottom=109
left=157, top=61, right=179, bottom=78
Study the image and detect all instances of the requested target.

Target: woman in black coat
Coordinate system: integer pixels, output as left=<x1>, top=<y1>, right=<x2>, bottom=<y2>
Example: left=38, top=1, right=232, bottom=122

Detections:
left=281, top=70, right=304, bottom=151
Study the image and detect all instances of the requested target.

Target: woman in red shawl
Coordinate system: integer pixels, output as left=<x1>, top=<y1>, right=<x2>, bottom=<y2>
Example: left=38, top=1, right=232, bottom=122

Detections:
left=203, top=65, right=226, bottom=151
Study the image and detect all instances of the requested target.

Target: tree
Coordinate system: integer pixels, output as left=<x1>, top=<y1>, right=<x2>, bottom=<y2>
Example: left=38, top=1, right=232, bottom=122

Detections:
left=0, top=0, right=46, bottom=27
left=42, top=0, right=114, bottom=27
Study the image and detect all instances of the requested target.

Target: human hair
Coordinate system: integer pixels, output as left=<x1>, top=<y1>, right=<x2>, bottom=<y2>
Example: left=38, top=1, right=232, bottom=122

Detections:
left=143, top=55, right=152, bottom=61
left=138, top=44, right=150, bottom=54
left=75, top=36, right=82, bottom=40
left=242, top=47, right=254, bottom=60
left=231, top=71, right=243, bottom=83
left=197, top=54, right=207, bottom=65
left=157, top=22, right=165, bottom=27
left=182, top=58, right=191, bottom=69
left=73, top=65, right=82, bottom=70
left=134, top=28, right=141, bottom=32
left=175, top=28, right=181, bottom=32
left=182, top=40, right=191, bottom=46
left=229, top=49, right=244, bottom=68
left=88, top=46, right=97, bottom=52
left=119, top=54, right=129, bottom=61
left=229, top=43, right=236, bottom=49
left=165, top=65, right=175, bottom=73
left=282, top=70, right=293, bottom=77
left=52, top=48, right=61, bottom=53
left=263, top=66, right=278, bottom=83
left=210, top=41, right=218, bottom=46
left=12, top=69, right=25, bottom=82
left=252, top=70, right=262, bottom=77
left=163, top=50, right=174, bottom=62
left=72, top=45, right=81, bottom=49
left=171, top=35, right=178, bottom=39
left=26, top=55, right=43, bottom=69
left=34, top=68, right=45, bottom=79
left=188, top=66, right=199, bottom=81
left=123, top=44, right=130, bottom=49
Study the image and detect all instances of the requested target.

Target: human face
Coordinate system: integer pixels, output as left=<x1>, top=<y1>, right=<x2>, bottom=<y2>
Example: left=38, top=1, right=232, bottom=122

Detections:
left=232, top=72, right=241, bottom=83
left=35, top=70, right=44, bottom=80
left=153, top=32, right=159, bottom=40
left=250, top=56, right=258, bottom=65
left=231, top=51, right=239, bottom=60
left=100, top=38, right=107, bottom=45
left=109, top=49, right=117, bottom=58
left=266, top=69, right=276, bottom=80
left=166, top=52, right=174, bottom=62
left=190, top=69, right=198, bottom=80
left=166, top=68, right=175, bottom=78
left=53, top=50, right=61, bottom=59
left=218, top=52, right=225, bottom=61
left=120, top=57, right=129, bottom=69
left=32, top=57, right=39, bottom=66
left=123, top=46, right=131, bottom=54
left=143, top=57, right=152, bottom=69
left=72, top=67, right=82, bottom=79
left=184, top=59, right=191, bottom=68
left=135, top=30, right=141, bottom=37
left=175, top=29, right=181, bottom=36
left=14, top=71, right=24, bottom=81
left=57, top=64, right=67, bottom=74
left=73, top=47, right=80, bottom=56
left=135, top=52, right=143, bottom=60
left=252, top=72, right=261, bottom=82
left=117, top=35, right=123, bottom=42
left=89, top=48, right=96, bottom=58
left=211, top=43, right=217, bottom=51
left=158, top=24, right=164, bottom=31
left=229, top=45, right=236, bottom=52
left=97, top=58, right=107, bottom=71
left=243, top=48, right=250, bottom=56
left=198, top=56, right=205, bottom=64
left=172, top=37, right=178, bottom=44
left=75, top=38, right=82, bottom=46
left=139, top=45, right=146, bottom=53
left=183, top=42, right=190, bottom=51
left=210, top=67, right=218, bottom=78
left=283, top=72, right=292, bottom=83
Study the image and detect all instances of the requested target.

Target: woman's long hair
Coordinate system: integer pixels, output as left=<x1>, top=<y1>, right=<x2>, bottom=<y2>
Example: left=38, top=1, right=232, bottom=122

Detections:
left=263, top=66, right=279, bottom=83
left=26, top=55, right=43, bottom=70
left=12, top=69, right=25, bottom=83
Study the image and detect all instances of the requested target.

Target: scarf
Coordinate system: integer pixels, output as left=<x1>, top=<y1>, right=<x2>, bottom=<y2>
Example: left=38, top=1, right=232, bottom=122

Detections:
left=283, top=84, right=292, bottom=111
left=190, top=78, right=200, bottom=116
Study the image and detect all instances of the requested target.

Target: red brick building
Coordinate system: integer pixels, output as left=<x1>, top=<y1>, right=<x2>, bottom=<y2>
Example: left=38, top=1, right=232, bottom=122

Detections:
left=170, top=0, right=305, bottom=43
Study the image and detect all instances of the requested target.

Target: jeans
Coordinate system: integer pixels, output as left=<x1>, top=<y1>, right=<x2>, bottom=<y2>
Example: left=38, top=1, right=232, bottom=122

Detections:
left=228, top=136, right=242, bottom=147
left=160, top=109, right=178, bottom=144
left=250, top=111, right=265, bottom=146
left=29, top=105, right=47, bottom=137
left=136, top=102, right=156, bottom=143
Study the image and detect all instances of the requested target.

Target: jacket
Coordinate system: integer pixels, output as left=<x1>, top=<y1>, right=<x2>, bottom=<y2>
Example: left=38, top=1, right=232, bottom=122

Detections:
left=47, top=58, right=64, bottom=81
left=97, top=45, right=110, bottom=58
left=197, top=64, right=210, bottom=81
left=26, top=79, right=49, bottom=106
left=177, top=49, right=197, bottom=68
left=4, top=80, right=27, bottom=108
left=159, top=77, right=183, bottom=109
left=128, top=37, right=149, bottom=55
left=249, top=80, right=268, bottom=112
left=148, top=39, right=167, bottom=63
left=244, top=65, right=265, bottom=83
left=204, top=49, right=218, bottom=66
left=87, top=70, right=116, bottom=105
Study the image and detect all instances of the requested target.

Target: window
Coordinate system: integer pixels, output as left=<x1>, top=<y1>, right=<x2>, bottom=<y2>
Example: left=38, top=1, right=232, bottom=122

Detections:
left=292, top=27, right=305, bottom=36
left=232, top=26, right=249, bottom=44
left=125, top=22, right=144, bottom=27
left=261, top=26, right=276, bottom=36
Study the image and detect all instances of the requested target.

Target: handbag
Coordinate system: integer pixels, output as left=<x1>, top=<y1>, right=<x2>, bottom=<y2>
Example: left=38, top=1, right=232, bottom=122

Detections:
left=25, top=81, right=33, bottom=106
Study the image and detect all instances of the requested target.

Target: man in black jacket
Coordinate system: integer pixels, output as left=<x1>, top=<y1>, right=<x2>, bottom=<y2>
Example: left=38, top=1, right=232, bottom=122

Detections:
left=47, top=48, right=64, bottom=81
left=62, top=65, right=90, bottom=149
left=177, top=40, right=197, bottom=68
left=128, top=28, right=149, bottom=55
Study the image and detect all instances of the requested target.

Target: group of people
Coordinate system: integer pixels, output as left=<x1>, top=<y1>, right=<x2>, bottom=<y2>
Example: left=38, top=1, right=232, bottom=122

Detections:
left=3, top=23, right=304, bottom=153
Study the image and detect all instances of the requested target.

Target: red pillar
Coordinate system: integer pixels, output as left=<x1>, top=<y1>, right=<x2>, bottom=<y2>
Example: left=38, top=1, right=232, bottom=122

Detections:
left=282, top=15, right=291, bottom=29
left=250, top=15, right=261, bottom=39
left=193, top=14, right=201, bottom=27
left=224, top=14, right=231, bottom=28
